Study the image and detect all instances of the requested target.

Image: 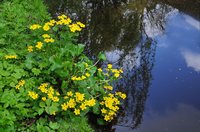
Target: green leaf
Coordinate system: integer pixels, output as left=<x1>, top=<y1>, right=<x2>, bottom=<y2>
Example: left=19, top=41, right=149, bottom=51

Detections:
left=49, top=56, right=62, bottom=71
left=38, top=108, right=44, bottom=115
left=92, top=103, right=100, bottom=114
left=39, top=102, right=46, bottom=108
left=49, top=122, right=59, bottom=130
left=32, top=68, right=41, bottom=76
left=98, top=52, right=106, bottom=61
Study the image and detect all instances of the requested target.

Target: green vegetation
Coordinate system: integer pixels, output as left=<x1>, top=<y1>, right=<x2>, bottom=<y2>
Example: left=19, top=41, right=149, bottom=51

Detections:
left=0, top=0, right=126, bottom=131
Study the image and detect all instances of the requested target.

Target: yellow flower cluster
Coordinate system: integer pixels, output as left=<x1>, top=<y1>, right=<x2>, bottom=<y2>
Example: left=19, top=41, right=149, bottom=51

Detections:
left=27, top=46, right=33, bottom=52
left=5, top=55, right=17, bottom=59
left=43, top=19, right=56, bottom=31
left=30, top=14, right=85, bottom=33
left=35, top=41, right=43, bottom=49
left=75, top=92, right=85, bottom=102
left=38, top=83, right=60, bottom=102
left=106, top=64, right=123, bottom=78
left=115, top=92, right=127, bottom=99
left=15, top=80, right=25, bottom=90
left=57, top=14, right=72, bottom=25
left=68, top=21, right=85, bottom=32
left=71, top=72, right=91, bottom=81
left=30, top=24, right=41, bottom=30
left=98, top=68, right=103, bottom=72
left=100, top=92, right=126, bottom=121
left=61, top=91, right=96, bottom=116
left=42, top=34, right=55, bottom=43
left=77, top=22, right=86, bottom=28
left=104, top=85, right=113, bottom=90
left=28, top=91, right=38, bottom=100
left=69, top=23, right=82, bottom=32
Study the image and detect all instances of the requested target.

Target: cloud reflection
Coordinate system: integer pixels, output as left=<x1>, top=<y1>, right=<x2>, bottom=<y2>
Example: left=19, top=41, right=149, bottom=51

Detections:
left=181, top=50, right=200, bottom=72
left=115, top=104, right=200, bottom=132
left=184, top=15, right=200, bottom=30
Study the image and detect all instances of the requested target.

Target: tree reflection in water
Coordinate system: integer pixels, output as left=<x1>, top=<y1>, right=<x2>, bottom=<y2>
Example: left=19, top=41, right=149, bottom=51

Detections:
left=45, top=0, right=175, bottom=130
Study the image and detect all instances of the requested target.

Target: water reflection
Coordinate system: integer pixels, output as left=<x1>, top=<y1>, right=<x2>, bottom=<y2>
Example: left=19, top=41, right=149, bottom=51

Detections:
left=45, top=0, right=200, bottom=131
left=115, top=104, right=200, bottom=132
left=181, top=49, right=200, bottom=72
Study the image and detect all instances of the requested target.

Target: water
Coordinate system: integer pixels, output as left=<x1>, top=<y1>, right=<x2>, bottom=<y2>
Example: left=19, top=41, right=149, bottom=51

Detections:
left=45, top=0, right=200, bottom=131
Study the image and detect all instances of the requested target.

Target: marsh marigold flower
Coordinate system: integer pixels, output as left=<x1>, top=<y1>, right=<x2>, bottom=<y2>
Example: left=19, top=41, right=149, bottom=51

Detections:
left=74, top=109, right=80, bottom=115
left=27, top=46, right=33, bottom=52
left=30, top=24, right=41, bottom=30
left=35, top=42, right=43, bottom=49
left=28, top=91, right=38, bottom=100
left=77, top=22, right=85, bottom=28
left=107, top=64, right=112, bottom=69
left=15, top=80, right=25, bottom=90
left=42, top=97, right=47, bottom=101
left=61, top=103, right=68, bottom=111
left=42, top=34, right=50, bottom=38
left=5, top=55, right=17, bottom=59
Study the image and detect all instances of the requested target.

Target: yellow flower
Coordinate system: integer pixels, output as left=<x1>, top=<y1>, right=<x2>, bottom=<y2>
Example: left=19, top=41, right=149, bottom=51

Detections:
left=42, top=97, right=47, bottom=101
left=119, top=68, right=123, bottom=73
left=27, top=46, right=33, bottom=52
left=86, top=98, right=96, bottom=106
left=28, top=91, right=38, bottom=100
left=77, top=22, right=85, bottom=28
left=67, top=99, right=76, bottom=108
left=80, top=104, right=87, bottom=110
left=61, top=103, right=68, bottom=111
left=75, top=92, right=85, bottom=102
left=62, top=18, right=72, bottom=25
left=85, top=73, right=90, bottom=77
left=81, top=75, right=86, bottom=80
left=100, top=101, right=104, bottom=105
left=44, top=38, right=55, bottom=43
left=85, top=63, right=88, bottom=67
left=35, top=42, right=43, bottom=49
left=67, top=91, right=73, bottom=97
left=98, top=68, right=102, bottom=72
left=15, top=80, right=25, bottom=90
left=104, top=115, right=110, bottom=121
left=101, top=108, right=107, bottom=114
left=56, top=92, right=60, bottom=96
left=71, top=76, right=76, bottom=80
left=43, top=23, right=50, bottom=31
left=38, top=83, right=48, bottom=93
left=111, top=69, right=119, bottom=73
left=30, top=24, right=41, bottom=30
left=74, top=109, right=80, bottom=115
left=58, top=14, right=67, bottom=19
left=104, top=85, right=113, bottom=90
left=5, top=55, right=17, bottom=59
left=64, top=96, right=68, bottom=99
left=69, top=24, right=82, bottom=32
left=42, top=34, right=50, bottom=38
left=49, top=19, right=56, bottom=24
left=52, top=96, right=59, bottom=102
left=114, top=73, right=120, bottom=78
left=120, top=94, right=127, bottom=99
left=107, top=64, right=112, bottom=69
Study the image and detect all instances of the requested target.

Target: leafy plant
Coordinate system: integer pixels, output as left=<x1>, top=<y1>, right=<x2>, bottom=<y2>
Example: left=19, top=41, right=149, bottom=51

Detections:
left=0, top=0, right=127, bottom=131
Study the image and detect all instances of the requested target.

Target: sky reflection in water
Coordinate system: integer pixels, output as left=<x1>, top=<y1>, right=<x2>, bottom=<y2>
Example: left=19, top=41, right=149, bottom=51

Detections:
left=118, top=8, right=200, bottom=132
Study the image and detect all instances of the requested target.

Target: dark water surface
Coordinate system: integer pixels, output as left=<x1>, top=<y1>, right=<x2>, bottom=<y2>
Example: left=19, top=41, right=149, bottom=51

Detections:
left=45, top=0, right=200, bottom=131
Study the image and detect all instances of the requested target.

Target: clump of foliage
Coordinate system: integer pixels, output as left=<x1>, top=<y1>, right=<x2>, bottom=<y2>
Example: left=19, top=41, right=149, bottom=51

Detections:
left=0, top=0, right=126, bottom=131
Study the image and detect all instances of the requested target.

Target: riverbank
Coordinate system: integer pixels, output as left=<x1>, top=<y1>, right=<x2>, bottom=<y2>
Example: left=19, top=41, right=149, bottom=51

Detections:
left=0, top=0, right=93, bottom=131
